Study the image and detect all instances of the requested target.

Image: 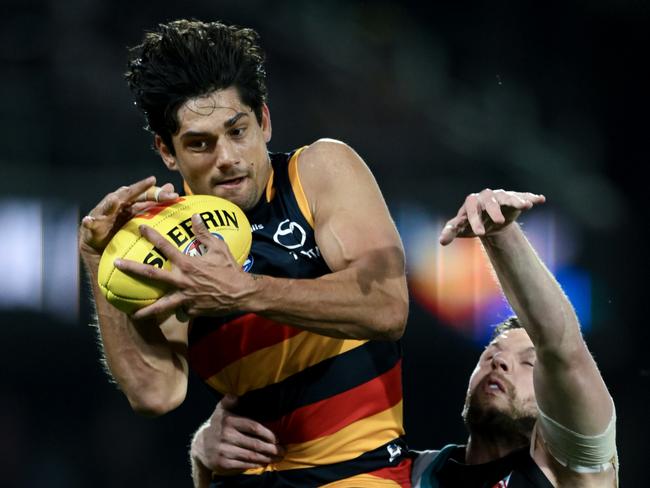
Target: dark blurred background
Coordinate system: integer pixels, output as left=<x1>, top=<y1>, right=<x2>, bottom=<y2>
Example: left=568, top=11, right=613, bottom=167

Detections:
left=1, top=0, right=648, bottom=486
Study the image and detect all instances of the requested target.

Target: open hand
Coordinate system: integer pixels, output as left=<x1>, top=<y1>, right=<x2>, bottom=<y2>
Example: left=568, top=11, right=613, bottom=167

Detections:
left=439, top=189, right=545, bottom=246
left=79, top=176, right=178, bottom=258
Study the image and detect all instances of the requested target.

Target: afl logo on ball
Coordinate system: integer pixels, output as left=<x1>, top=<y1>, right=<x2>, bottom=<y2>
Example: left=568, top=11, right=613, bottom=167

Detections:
left=183, top=232, right=224, bottom=256
left=242, top=255, right=254, bottom=272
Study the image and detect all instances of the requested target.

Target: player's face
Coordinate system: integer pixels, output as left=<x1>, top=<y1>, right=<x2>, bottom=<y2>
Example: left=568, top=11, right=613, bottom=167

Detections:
left=462, top=328, right=537, bottom=432
left=157, top=87, right=272, bottom=211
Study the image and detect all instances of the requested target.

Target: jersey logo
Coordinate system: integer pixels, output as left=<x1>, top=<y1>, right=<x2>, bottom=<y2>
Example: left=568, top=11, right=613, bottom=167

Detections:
left=273, top=219, right=307, bottom=250
left=387, top=443, right=403, bottom=463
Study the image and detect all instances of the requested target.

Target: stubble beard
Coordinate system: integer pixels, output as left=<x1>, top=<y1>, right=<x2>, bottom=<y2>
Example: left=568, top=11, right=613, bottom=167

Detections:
left=462, top=377, right=537, bottom=445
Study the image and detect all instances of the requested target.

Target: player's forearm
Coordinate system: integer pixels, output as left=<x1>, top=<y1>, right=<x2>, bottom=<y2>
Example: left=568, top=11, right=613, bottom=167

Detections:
left=244, top=261, right=408, bottom=341
left=480, top=224, right=583, bottom=357
left=83, top=253, right=188, bottom=415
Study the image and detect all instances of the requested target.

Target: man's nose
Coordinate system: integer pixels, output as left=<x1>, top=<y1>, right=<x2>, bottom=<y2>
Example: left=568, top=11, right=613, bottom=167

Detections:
left=491, top=353, right=511, bottom=373
left=215, top=139, right=238, bottom=169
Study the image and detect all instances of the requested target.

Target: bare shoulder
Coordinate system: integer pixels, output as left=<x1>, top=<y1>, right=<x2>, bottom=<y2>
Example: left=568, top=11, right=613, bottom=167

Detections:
left=298, top=138, right=368, bottom=179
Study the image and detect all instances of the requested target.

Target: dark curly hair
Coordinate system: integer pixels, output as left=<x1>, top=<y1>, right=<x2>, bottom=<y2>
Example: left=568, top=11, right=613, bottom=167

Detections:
left=125, top=19, right=268, bottom=154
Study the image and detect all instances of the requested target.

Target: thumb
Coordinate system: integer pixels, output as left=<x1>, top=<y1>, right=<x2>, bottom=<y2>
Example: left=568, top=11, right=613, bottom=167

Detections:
left=220, top=393, right=239, bottom=412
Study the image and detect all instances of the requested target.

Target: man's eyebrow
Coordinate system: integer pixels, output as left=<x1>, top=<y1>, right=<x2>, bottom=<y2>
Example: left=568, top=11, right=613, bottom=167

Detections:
left=520, top=346, right=536, bottom=356
left=180, top=130, right=212, bottom=140
left=487, top=341, right=502, bottom=351
left=225, top=112, right=249, bottom=128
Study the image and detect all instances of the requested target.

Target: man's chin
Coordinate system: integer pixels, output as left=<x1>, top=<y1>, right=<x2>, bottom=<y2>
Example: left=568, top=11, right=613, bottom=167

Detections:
left=466, top=406, right=536, bottom=441
left=464, top=394, right=536, bottom=441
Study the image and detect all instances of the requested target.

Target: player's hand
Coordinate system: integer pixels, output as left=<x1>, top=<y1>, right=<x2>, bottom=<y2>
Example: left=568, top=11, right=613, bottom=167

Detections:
left=439, top=189, right=545, bottom=246
left=79, top=176, right=178, bottom=258
left=114, top=214, right=254, bottom=320
left=192, top=395, right=284, bottom=474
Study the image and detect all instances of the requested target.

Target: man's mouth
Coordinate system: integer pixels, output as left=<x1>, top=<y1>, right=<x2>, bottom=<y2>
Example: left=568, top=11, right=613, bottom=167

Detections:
left=484, top=376, right=507, bottom=394
left=214, top=176, right=245, bottom=188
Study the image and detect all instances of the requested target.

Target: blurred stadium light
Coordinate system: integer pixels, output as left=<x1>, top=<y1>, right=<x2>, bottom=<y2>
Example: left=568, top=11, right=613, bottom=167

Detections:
left=0, top=198, right=79, bottom=321
left=397, top=204, right=592, bottom=344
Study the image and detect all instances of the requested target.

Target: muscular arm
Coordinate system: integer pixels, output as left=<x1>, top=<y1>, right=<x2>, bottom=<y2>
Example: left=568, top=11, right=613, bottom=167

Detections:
left=126, top=140, right=408, bottom=341
left=80, top=177, right=189, bottom=415
left=244, top=140, right=408, bottom=340
left=441, top=189, right=615, bottom=484
left=480, top=224, right=612, bottom=435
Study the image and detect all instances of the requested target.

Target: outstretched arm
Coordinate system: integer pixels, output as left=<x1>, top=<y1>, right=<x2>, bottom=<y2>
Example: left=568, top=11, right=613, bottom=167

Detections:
left=80, top=177, right=189, bottom=416
left=441, top=189, right=616, bottom=483
left=117, top=140, right=409, bottom=341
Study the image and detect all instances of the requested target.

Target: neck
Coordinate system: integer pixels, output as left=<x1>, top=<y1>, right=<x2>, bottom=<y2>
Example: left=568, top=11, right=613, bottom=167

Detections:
left=464, top=431, right=528, bottom=465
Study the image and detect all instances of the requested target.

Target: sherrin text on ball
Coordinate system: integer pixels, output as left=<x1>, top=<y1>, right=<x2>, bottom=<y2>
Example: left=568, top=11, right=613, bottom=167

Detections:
left=98, top=195, right=252, bottom=314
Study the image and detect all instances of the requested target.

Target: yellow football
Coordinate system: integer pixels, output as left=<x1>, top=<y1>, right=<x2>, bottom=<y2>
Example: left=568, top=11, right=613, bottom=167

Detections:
left=98, top=194, right=252, bottom=314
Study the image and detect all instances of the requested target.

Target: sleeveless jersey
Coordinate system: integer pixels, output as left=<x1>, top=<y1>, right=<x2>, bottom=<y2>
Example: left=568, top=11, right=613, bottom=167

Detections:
left=412, top=444, right=554, bottom=488
left=187, top=148, right=411, bottom=487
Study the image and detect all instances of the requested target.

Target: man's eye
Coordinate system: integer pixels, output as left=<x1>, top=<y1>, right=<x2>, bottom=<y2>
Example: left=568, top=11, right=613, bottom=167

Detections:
left=230, top=127, right=246, bottom=138
left=522, top=361, right=535, bottom=367
left=188, top=141, right=208, bottom=151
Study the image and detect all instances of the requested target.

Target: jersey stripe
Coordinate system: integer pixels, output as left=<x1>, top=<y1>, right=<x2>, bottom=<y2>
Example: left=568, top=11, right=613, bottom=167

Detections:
left=287, top=146, right=313, bottom=227
left=204, top=331, right=366, bottom=395
left=265, top=360, right=403, bottom=444
left=241, top=403, right=404, bottom=472
left=265, top=167, right=276, bottom=202
left=235, top=340, right=402, bottom=422
left=321, top=459, right=413, bottom=487
left=188, top=314, right=303, bottom=379
left=212, top=438, right=409, bottom=487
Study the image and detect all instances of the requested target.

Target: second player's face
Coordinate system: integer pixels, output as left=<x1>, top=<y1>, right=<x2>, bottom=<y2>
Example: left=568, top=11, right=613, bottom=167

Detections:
left=464, top=328, right=538, bottom=422
left=158, top=87, right=272, bottom=211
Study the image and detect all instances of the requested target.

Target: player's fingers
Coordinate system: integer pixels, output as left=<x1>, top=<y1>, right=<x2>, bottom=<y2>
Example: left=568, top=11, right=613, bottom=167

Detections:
left=213, top=449, right=268, bottom=471
left=132, top=291, right=185, bottom=320
left=227, top=430, right=284, bottom=460
left=81, top=215, right=98, bottom=230
left=227, top=416, right=280, bottom=448
left=160, top=182, right=176, bottom=194
left=223, top=444, right=280, bottom=465
left=116, top=176, right=157, bottom=202
left=493, top=189, right=530, bottom=209
left=515, top=191, right=546, bottom=205
left=482, top=193, right=506, bottom=224
left=129, top=201, right=159, bottom=215
left=138, top=225, right=185, bottom=265
left=190, top=214, right=231, bottom=256
left=439, top=215, right=466, bottom=246
left=465, top=193, right=485, bottom=236
left=98, top=193, right=122, bottom=216
left=113, top=257, right=180, bottom=286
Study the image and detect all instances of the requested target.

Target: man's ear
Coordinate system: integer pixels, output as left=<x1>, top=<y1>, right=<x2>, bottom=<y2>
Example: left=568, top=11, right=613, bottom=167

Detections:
left=155, top=135, right=178, bottom=171
left=261, top=104, right=272, bottom=143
